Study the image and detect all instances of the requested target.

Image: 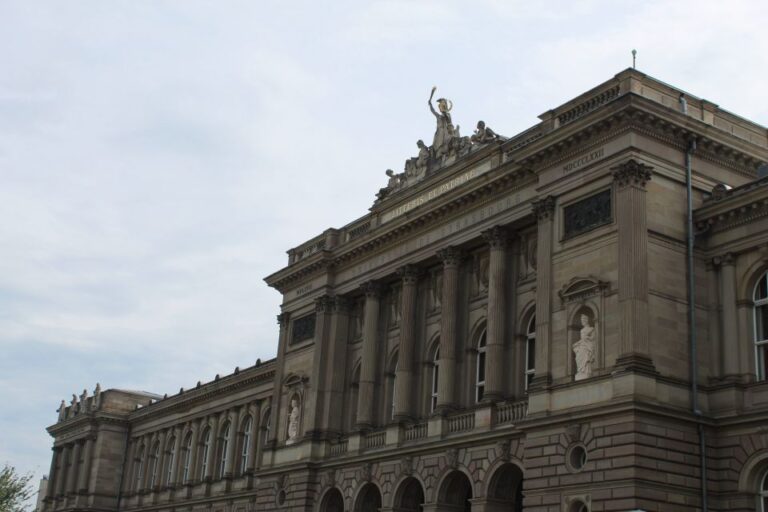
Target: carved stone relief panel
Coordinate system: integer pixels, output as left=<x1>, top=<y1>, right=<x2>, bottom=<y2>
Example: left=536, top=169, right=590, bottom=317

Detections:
left=472, top=253, right=490, bottom=297
left=563, top=189, right=612, bottom=239
left=291, top=314, right=316, bottom=344
left=430, top=269, right=443, bottom=312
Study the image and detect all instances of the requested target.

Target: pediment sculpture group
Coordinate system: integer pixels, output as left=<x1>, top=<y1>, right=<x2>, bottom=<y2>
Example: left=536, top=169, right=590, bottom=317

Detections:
left=376, top=87, right=505, bottom=201
left=57, top=383, right=101, bottom=421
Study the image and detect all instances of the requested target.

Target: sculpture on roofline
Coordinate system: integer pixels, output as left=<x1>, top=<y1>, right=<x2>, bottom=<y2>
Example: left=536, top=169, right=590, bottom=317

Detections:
left=57, top=400, right=66, bottom=421
left=471, top=120, right=502, bottom=144
left=93, top=383, right=102, bottom=410
left=79, top=389, right=89, bottom=413
left=429, top=86, right=455, bottom=159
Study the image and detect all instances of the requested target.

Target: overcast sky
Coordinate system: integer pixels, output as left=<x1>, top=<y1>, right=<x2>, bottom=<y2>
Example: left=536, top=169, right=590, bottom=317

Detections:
left=2, top=0, right=767, bottom=500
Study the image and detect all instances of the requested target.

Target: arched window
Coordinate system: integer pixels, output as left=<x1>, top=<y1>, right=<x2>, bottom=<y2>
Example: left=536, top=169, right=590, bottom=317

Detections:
left=760, top=466, right=768, bottom=512
left=262, top=410, right=271, bottom=447
left=240, top=416, right=252, bottom=475
left=200, top=428, right=211, bottom=478
left=476, top=329, right=487, bottom=403
left=525, top=314, right=536, bottom=390
left=754, top=273, right=768, bottom=381
left=430, top=342, right=440, bottom=413
left=181, top=434, right=193, bottom=484
left=148, top=442, right=160, bottom=488
left=218, top=422, right=231, bottom=478
left=165, top=436, right=176, bottom=485
left=134, top=444, right=145, bottom=491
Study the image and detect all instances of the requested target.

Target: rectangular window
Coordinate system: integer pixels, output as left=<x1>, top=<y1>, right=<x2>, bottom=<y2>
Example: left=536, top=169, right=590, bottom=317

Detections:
left=563, top=189, right=612, bottom=239
left=291, top=314, right=316, bottom=344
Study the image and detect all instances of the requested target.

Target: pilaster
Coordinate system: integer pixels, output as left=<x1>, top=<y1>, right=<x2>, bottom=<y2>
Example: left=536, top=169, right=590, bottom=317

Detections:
left=394, top=265, right=420, bottom=421
left=357, top=281, right=382, bottom=429
left=717, top=252, right=740, bottom=379
left=436, top=247, right=462, bottom=413
left=530, top=196, right=556, bottom=389
left=482, top=227, right=508, bottom=401
left=612, top=159, right=656, bottom=373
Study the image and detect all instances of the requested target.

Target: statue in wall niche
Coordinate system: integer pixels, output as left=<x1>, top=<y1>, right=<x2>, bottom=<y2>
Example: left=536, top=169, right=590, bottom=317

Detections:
left=428, top=87, right=455, bottom=159
left=57, top=400, right=66, bottom=421
left=573, top=314, right=596, bottom=381
left=470, top=120, right=501, bottom=144
left=286, top=397, right=300, bottom=445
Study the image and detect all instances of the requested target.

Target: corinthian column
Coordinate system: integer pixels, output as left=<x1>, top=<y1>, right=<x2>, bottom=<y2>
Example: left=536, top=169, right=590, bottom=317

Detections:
left=394, top=265, right=420, bottom=421
left=435, top=248, right=462, bottom=412
left=531, top=196, right=555, bottom=389
left=612, top=159, right=655, bottom=372
left=481, top=227, right=508, bottom=401
left=356, top=281, right=382, bottom=429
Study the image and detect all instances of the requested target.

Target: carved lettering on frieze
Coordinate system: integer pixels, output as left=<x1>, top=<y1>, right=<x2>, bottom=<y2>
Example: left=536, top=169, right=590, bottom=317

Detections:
left=562, top=147, right=605, bottom=172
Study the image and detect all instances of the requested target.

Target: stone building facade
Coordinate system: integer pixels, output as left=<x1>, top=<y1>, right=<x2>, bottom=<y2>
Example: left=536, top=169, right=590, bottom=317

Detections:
left=42, top=69, right=768, bottom=511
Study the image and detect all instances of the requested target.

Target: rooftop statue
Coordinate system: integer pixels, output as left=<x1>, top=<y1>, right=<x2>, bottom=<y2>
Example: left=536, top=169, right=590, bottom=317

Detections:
left=429, top=86, right=455, bottom=160
left=470, top=120, right=502, bottom=144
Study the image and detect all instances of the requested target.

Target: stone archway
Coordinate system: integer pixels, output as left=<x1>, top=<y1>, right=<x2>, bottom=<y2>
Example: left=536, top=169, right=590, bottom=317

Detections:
left=394, top=477, right=424, bottom=512
left=437, top=470, right=472, bottom=511
left=355, top=482, right=382, bottom=512
left=486, top=463, right=523, bottom=511
left=320, top=487, right=345, bottom=512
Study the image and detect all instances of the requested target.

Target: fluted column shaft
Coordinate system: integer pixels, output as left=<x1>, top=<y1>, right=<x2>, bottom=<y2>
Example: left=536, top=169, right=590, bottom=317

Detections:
left=356, top=281, right=382, bottom=429
left=122, top=440, right=137, bottom=494
left=436, top=249, right=461, bottom=411
left=52, top=447, right=65, bottom=498
left=306, top=295, right=334, bottom=437
left=267, top=313, right=290, bottom=446
left=140, top=435, right=153, bottom=491
left=483, top=228, right=508, bottom=401
left=531, top=197, right=555, bottom=388
left=155, top=430, right=167, bottom=488
left=55, top=445, right=70, bottom=497
left=720, top=253, right=740, bottom=377
left=65, top=442, right=81, bottom=495
left=394, top=266, right=420, bottom=421
left=76, top=437, right=94, bottom=493
left=323, top=297, right=351, bottom=433
left=613, top=160, right=655, bottom=371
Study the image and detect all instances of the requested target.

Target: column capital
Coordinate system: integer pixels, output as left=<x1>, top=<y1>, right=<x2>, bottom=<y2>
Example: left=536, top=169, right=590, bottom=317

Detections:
left=397, top=264, right=421, bottom=284
left=611, top=159, right=653, bottom=188
left=531, top=196, right=556, bottom=221
left=481, top=226, right=509, bottom=248
left=276, top=312, right=291, bottom=326
left=360, top=280, right=383, bottom=298
left=332, top=295, right=352, bottom=313
left=314, top=295, right=335, bottom=313
left=437, top=246, right=463, bottom=267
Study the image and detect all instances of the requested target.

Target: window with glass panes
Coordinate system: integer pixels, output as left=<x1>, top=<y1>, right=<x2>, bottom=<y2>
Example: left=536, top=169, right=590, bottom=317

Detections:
left=755, top=274, right=768, bottom=381
left=525, top=314, right=536, bottom=390
left=476, top=330, right=487, bottom=402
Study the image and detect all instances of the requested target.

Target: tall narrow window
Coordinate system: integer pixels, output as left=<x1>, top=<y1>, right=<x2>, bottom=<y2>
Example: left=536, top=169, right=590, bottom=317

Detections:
left=431, top=344, right=440, bottom=412
left=525, top=314, right=536, bottom=390
left=182, top=435, right=192, bottom=484
left=165, top=437, right=176, bottom=485
left=135, top=445, right=145, bottom=491
left=476, top=329, right=487, bottom=402
left=200, top=428, right=211, bottom=478
left=149, top=443, right=160, bottom=488
left=240, top=416, right=252, bottom=474
left=760, top=467, right=768, bottom=512
left=262, top=410, right=271, bottom=447
left=754, top=273, right=768, bottom=381
left=390, top=359, right=398, bottom=421
left=219, top=422, right=230, bottom=478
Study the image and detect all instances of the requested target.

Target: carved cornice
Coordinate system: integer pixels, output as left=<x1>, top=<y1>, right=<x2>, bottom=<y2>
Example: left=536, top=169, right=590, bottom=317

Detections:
left=397, top=264, right=421, bottom=285
left=696, top=177, right=768, bottom=235
left=481, top=225, right=508, bottom=249
left=531, top=196, right=556, bottom=221
left=611, top=159, right=653, bottom=188
left=437, top=246, right=463, bottom=267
